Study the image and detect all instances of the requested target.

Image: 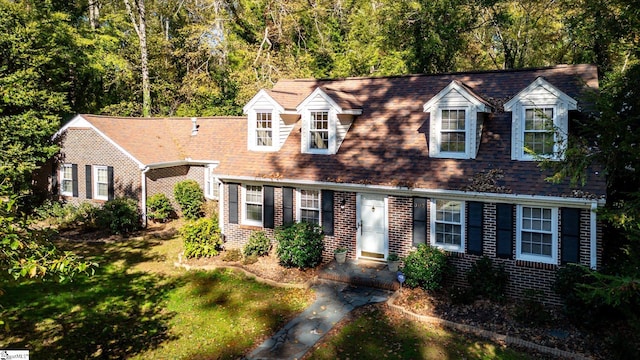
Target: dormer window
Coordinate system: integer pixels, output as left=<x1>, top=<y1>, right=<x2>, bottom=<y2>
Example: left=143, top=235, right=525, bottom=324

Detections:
left=298, top=87, right=362, bottom=155
left=424, top=81, right=492, bottom=159
left=524, top=107, right=554, bottom=156
left=440, top=109, right=466, bottom=153
left=505, top=77, right=577, bottom=161
left=256, top=112, right=273, bottom=147
left=310, top=111, right=329, bottom=150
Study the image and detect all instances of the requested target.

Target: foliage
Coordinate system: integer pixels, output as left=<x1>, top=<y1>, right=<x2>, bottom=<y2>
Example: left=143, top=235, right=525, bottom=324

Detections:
left=387, top=253, right=400, bottom=261
left=554, top=265, right=606, bottom=326
left=95, top=198, right=141, bottom=235
left=401, top=244, right=449, bottom=291
left=146, top=193, right=174, bottom=223
left=1, top=196, right=96, bottom=284
left=222, top=249, right=243, bottom=262
left=181, top=217, right=223, bottom=258
left=275, top=222, right=324, bottom=269
left=466, top=256, right=509, bottom=302
left=243, top=231, right=271, bottom=257
left=37, top=201, right=99, bottom=231
left=173, top=180, right=204, bottom=220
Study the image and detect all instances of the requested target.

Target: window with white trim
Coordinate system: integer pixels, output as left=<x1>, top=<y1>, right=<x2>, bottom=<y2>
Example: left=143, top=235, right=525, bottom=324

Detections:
left=297, top=189, right=321, bottom=225
left=94, top=165, right=109, bottom=200
left=243, top=185, right=263, bottom=226
left=524, top=107, right=555, bottom=156
left=309, top=111, right=329, bottom=150
left=440, top=109, right=466, bottom=153
left=60, top=164, right=74, bottom=196
left=256, top=112, right=273, bottom=147
left=430, top=199, right=465, bottom=252
left=516, top=205, right=558, bottom=264
left=204, top=165, right=219, bottom=200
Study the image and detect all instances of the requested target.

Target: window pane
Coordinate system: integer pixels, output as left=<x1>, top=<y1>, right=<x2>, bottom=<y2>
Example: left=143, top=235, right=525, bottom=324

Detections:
left=520, top=206, right=554, bottom=257
left=246, top=204, right=262, bottom=221
left=98, top=183, right=108, bottom=197
left=434, top=200, right=462, bottom=247
left=97, top=168, right=108, bottom=183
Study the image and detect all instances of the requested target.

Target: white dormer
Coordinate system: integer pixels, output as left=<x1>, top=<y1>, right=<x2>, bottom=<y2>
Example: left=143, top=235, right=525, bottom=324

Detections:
left=504, top=77, right=578, bottom=161
left=243, top=90, right=295, bottom=152
left=423, top=81, right=491, bottom=159
left=297, top=87, right=362, bottom=155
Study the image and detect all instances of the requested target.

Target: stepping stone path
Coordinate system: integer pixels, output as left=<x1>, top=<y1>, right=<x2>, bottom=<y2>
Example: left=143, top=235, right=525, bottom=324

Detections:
left=246, top=280, right=391, bottom=360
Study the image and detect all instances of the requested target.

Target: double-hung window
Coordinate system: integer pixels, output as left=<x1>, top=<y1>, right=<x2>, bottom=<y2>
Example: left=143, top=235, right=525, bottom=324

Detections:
left=440, top=109, right=466, bottom=153
left=94, top=165, right=109, bottom=200
left=243, top=185, right=263, bottom=226
left=298, top=189, right=321, bottom=225
left=60, top=164, right=74, bottom=196
left=309, top=111, right=329, bottom=150
left=256, top=112, right=273, bottom=147
left=517, top=205, right=558, bottom=264
left=524, top=107, right=555, bottom=156
left=430, top=199, right=465, bottom=252
left=204, top=165, right=219, bottom=200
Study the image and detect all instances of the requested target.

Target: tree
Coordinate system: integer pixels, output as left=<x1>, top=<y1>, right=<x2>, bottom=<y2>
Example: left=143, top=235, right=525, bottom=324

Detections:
left=123, top=0, right=151, bottom=117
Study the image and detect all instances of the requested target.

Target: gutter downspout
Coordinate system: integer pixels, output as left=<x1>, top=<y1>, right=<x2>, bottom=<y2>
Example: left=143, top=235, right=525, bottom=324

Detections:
left=590, top=201, right=598, bottom=270
left=141, top=167, right=150, bottom=228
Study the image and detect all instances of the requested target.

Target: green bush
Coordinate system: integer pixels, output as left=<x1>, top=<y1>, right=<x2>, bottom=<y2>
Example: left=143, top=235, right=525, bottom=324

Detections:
left=173, top=180, right=204, bottom=220
left=554, top=265, right=610, bottom=327
left=146, top=193, right=175, bottom=222
left=275, top=222, right=324, bottom=269
left=39, top=201, right=99, bottom=230
left=243, top=231, right=271, bottom=257
left=96, top=198, right=141, bottom=235
left=466, top=256, right=509, bottom=302
left=181, top=217, right=223, bottom=258
left=401, top=244, right=449, bottom=291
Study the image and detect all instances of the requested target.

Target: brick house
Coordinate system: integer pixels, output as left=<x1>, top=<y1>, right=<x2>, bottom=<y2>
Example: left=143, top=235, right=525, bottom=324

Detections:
left=54, top=64, right=606, bottom=304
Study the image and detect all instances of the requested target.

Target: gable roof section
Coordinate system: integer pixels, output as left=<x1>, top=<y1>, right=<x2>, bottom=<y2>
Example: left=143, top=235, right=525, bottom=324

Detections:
left=59, top=114, right=245, bottom=168
left=423, top=80, right=492, bottom=112
left=504, top=76, right=579, bottom=111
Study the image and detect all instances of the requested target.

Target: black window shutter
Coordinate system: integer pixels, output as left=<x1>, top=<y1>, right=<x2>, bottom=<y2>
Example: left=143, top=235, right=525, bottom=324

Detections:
left=71, top=164, right=79, bottom=197
left=496, top=204, right=513, bottom=258
left=468, top=202, right=483, bottom=255
left=107, top=166, right=115, bottom=200
left=85, top=165, right=92, bottom=199
left=561, top=208, right=581, bottom=264
left=263, top=186, right=275, bottom=229
left=282, top=187, right=294, bottom=225
left=51, top=164, right=58, bottom=191
left=321, top=190, right=334, bottom=235
left=228, top=184, right=238, bottom=224
left=413, top=197, right=427, bottom=245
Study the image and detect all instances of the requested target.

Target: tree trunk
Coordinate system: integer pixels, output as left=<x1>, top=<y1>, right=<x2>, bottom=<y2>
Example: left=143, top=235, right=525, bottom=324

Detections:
left=124, top=0, right=151, bottom=117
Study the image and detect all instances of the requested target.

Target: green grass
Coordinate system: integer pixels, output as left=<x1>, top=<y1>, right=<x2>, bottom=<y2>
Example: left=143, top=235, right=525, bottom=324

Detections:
left=307, top=306, right=534, bottom=360
left=0, top=235, right=311, bottom=359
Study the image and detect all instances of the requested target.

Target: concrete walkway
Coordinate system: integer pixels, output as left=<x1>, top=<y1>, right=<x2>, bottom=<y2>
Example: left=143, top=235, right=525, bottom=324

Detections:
left=246, top=280, right=391, bottom=360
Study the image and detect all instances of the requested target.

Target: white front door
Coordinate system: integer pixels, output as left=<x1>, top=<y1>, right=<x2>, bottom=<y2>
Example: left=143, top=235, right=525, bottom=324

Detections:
left=357, top=193, right=388, bottom=259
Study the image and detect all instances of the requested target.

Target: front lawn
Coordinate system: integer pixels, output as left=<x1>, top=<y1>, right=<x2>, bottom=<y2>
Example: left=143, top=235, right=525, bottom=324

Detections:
left=306, top=305, right=533, bottom=360
left=0, top=235, right=311, bottom=359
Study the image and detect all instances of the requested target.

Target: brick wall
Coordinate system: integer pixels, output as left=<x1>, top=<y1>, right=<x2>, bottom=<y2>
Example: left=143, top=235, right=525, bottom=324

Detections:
left=146, top=165, right=205, bottom=215
left=58, top=128, right=141, bottom=204
left=220, top=182, right=599, bottom=305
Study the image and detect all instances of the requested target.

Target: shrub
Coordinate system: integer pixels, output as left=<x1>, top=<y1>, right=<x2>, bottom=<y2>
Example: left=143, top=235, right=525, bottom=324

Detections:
left=275, top=222, right=324, bottom=269
left=554, top=264, right=605, bottom=326
left=243, top=254, right=259, bottom=265
left=96, top=198, right=141, bottom=235
left=402, top=244, right=449, bottom=291
left=222, top=249, right=243, bottom=262
left=40, top=201, right=99, bottom=230
left=243, top=231, right=271, bottom=257
left=146, top=193, right=174, bottom=222
left=174, top=180, right=204, bottom=219
left=181, top=217, right=223, bottom=258
left=466, top=256, right=509, bottom=302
